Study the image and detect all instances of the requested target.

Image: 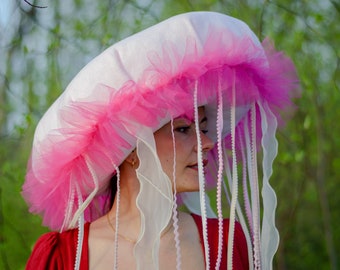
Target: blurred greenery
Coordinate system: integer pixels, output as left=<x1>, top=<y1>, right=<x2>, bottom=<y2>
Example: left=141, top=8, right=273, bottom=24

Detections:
left=0, top=0, right=339, bottom=269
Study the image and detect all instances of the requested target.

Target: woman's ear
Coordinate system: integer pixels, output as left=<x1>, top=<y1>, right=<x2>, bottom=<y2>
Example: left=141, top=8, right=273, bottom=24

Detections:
left=125, top=149, right=139, bottom=168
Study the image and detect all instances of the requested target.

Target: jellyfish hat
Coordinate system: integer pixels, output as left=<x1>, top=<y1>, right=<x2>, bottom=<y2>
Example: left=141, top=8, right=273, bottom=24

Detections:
left=22, top=11, right=299, bottom=270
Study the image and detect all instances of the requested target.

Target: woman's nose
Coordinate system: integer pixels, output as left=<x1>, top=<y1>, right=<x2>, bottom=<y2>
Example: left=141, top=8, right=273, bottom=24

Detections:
left=195, top=131, right=214, bottom=152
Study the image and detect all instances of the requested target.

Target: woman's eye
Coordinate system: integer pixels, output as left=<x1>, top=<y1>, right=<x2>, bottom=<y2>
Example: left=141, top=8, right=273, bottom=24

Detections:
left=175, top=126, right=208, bottom=135
left=175, top=126, right=190, bottom=133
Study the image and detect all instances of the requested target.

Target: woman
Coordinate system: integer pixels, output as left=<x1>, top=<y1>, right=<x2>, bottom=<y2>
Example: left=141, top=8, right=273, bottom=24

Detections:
left=23, top=11, right=298, bottom=269
left=88, top=107, right=238, bottom=270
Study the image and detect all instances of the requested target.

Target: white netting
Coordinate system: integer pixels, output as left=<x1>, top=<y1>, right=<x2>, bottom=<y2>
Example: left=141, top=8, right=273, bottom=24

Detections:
left=134, top=127, right=173, bottom=270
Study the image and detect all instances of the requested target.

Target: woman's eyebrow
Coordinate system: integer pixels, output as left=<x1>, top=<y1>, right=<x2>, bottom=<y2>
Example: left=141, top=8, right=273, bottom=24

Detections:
left=174, top=116, right=207, bottom=125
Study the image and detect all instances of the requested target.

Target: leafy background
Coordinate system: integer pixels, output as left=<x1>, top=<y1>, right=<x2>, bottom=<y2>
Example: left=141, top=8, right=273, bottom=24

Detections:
left=0, top=0, right=339, bottom=269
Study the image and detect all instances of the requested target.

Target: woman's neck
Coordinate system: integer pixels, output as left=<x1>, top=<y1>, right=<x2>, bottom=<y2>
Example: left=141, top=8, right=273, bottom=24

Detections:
left=107, top=162, right=142, bottom=238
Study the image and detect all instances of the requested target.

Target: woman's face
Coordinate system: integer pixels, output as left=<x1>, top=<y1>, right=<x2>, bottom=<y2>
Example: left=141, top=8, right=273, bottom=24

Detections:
left=154, top=107, right=214, bottom=193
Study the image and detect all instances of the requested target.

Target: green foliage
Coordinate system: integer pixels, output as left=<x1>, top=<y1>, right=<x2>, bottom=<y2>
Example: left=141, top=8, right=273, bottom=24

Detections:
left=0, top=134, right=48, bottom=269
left=0, top=0, right=339, bottom=269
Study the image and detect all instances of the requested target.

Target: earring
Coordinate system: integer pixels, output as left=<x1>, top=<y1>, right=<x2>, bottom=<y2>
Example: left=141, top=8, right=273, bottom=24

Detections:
left=131, top=160, right=135, bottom=167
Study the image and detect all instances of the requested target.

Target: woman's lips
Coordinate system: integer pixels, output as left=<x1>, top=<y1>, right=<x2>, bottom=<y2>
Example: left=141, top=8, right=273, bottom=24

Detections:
left=188, top=159, right=208, bottom=171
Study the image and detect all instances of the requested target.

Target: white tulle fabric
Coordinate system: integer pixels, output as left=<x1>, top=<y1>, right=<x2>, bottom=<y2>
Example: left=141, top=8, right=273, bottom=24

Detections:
left=258, top=101, right=280, bottom=269
left=180, top=192, right=216, bottom=218
left=135, top=127, right=173, bottom=269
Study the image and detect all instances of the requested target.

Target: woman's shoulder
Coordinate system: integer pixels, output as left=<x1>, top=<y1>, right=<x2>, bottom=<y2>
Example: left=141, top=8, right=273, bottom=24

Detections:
left=26, top=230, right=61, bottom=269
left=26, top=223, right=90, bottom=269
left=31, top=225, right=81, bottom=249
left=190, top=213, right=247, bottom=249
left=190, top=213, right=249, bottom=269
left=190, top=212, right=233, bottom=228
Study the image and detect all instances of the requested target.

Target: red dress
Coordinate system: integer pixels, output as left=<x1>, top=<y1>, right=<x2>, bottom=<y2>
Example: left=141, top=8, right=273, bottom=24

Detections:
left=191, top=214, right=249, bottom=270
left=26, top=215, right=249, bottom=269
